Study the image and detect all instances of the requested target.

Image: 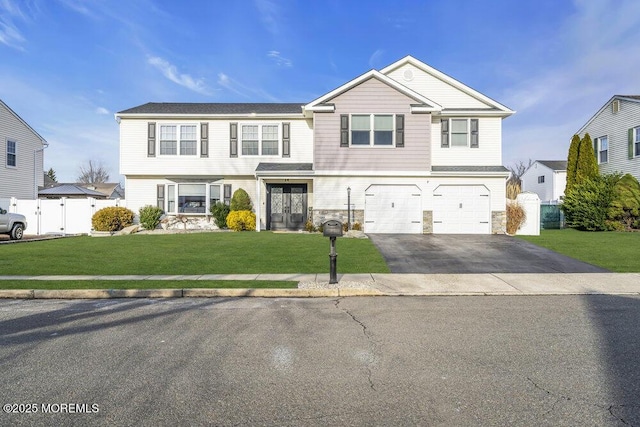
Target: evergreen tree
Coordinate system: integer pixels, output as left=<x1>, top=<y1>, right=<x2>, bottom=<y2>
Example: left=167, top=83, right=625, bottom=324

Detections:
left=46, top=167, right=57, bottom=182
left=566, top=134, right=580, bottom=193
left=575, top=133, right=599, bottom=183
left=230, top=188, right=253, bottom=211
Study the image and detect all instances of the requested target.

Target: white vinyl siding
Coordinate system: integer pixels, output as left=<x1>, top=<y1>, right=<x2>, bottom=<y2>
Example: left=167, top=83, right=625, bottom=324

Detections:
left=432, top=117, right=502, bottom=166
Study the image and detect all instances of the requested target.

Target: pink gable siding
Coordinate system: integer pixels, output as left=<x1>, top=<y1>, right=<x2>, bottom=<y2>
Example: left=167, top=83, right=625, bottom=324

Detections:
left=314, top=77, right=431, bottom=172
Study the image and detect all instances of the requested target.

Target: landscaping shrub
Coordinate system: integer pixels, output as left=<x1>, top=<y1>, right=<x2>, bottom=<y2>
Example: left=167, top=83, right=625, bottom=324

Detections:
left=138, top=205, right=163, bottom=230
left=352, top=222, right=362, bottom=231
left=92, top=206, right=134, bottom=232
left=608, top=173, right=640, bottom=231
left=226, top=210, right=256, bottom=231
left=210, top=202, right=231, bottom=229
left=506, top=202, right=526, bottom=234
left=304, top=220, right=316, bottom=232
left=562, top=174, right=618, bottom=231
left=230, top=188, right=253, bottom=211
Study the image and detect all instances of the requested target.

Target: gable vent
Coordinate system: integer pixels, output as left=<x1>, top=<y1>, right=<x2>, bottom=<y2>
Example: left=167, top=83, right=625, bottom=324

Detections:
left=612, top=99, right=620, bottom=113
left=403, top=68, right=414, bottom=82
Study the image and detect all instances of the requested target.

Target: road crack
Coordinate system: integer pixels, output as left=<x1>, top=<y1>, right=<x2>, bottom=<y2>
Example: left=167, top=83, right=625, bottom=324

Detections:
left=334, top=298, right=377, bottom=391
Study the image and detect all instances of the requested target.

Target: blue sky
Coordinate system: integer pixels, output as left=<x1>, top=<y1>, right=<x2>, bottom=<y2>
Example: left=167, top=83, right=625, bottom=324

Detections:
left=1, top=0, right=639, bottom=182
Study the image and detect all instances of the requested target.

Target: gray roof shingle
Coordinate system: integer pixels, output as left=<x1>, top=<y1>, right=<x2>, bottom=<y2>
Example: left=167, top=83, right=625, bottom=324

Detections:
left=255, top=163, right=313, bottom=172
left=537, top=160, right=567, bottom=171
left=117, top=102, right=304, bottom=115
left=431, top=166, right=509, bottom=173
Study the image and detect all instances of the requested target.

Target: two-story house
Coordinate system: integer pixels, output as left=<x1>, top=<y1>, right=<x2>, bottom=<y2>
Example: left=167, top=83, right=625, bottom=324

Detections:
left=576, top=95, right=640, bottom=181
left=116, top=56, right=514, bottom=234
left=521, top=160, right=567, bottom=203
left=1, top=99, right=48, bottom=199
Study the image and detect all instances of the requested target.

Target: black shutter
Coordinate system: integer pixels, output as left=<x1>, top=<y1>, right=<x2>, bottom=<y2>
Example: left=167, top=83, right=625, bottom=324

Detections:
left=395, top=114, right=404, bottom=148
left=148, top=122, right=156, bottom=157
left=629, top=128, right=635, bottom=159
left=230, top=123, right=238, bottom=157
left=441, top=119, right=449, bottom=148
left=470, top=119, right=479, bottom=148
left=200, top=122, right=209, bottom=158
left=340, top=114, right=349, bottom=147
left=157, top=185, right=164, bottom=210
left=282, top=122, right=290, bottom=157
left=224, top=184, right=232, bottom=205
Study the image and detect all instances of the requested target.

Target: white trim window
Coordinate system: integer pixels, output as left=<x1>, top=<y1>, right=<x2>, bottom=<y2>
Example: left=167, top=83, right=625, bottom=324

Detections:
left=634, top=126, right=640, bottom=157
left=159, top=183, right=225, bottom=215
left=351, top=114, right=394, bottom=146
left=441, top=118, right=479, bottom=148
left=241, top=124, right=279, bottom=156
left=6, top=140, right=16, bottom=167
left=538, top=175, right=545, bottom=184
left=595, top=135, right=608, bottom=164
left=159, top=124, right=197, bottom=156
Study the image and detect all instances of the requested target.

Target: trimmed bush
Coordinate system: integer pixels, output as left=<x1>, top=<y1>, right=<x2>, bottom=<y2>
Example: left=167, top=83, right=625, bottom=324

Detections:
left=210, top=202, right=231, bottom=229
left=92, top=206, right=134, bottom=232
left=506, top=202, right=526, bottom=234
left=352, top=222, right=362, bottom=231
left=304, top=220, right=316, bottom=232
left=562, top=174, right=618, bottom=231
left=226, top=210, right=256, bottom=231
left=230, top=188, right=253, bottom=211
left=139, top=205, right=163, bottom=230
left=608, top=173, right=640, bottom=231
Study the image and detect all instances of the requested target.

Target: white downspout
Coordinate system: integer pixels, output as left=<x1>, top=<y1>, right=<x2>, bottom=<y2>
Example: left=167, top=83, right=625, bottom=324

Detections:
left=33, top=142, right=49, bottom=199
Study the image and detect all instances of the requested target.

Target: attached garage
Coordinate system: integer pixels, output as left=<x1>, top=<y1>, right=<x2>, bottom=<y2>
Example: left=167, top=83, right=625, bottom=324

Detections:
left=364, top=185, right=422, bottom=233
left=432, top=185, right=491, bottom=234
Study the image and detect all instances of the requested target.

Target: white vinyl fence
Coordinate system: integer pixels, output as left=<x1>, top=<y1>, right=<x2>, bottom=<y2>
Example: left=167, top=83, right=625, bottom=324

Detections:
left=0, top=197, right=125, bottom=236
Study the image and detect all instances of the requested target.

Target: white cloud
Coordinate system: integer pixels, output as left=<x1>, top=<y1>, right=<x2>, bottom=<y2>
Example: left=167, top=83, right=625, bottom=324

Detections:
left=368, top=49, right=385, bottom=69
left=0, top=0, right=27, bottom=50
left=217, top=72, right=279, bottom=102
left=255, top=0, right=280, bottom=35
left=147, top=56, right=211, bottom=95
left=267, top=50, right=292, bottom=67
left=95, top=107, right=109, bottom=115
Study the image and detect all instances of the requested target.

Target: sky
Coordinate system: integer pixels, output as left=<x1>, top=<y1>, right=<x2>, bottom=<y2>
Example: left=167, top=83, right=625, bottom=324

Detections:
left=1, top=0, right=640, bottom=183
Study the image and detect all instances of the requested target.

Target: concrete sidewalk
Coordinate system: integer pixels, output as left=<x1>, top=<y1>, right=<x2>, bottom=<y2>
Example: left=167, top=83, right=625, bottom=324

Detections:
left=0, top=273, right=639, bottom=299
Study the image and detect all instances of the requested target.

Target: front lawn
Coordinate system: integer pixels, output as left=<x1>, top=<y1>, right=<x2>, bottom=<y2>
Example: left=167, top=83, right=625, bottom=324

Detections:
left=0, top=232, right=389, bottom=276
left=517, top=229, right=640, bottom=272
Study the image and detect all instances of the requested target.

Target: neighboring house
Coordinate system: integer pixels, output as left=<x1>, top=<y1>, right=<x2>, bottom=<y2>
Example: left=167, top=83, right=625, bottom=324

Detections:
left=116, top=56, right=514, bottom=234
left=521, top=160, right=567, bottom=203
left=38, top=182, right=125, bottom=199
left=576, top=95, right=640, bottom=181
left=0, top=99, right=48, bottom=199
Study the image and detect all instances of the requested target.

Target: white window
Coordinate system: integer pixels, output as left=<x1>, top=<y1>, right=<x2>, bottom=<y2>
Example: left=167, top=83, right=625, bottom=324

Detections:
left=159, top=124, right=197, bottom=156
left=595, top=135, right=608, bottom=164
left=159, top=183, right=226, bottom=215
left=635, top=126, right=640, bottom=157
left=441, top=118, right=479, bottom=148
left=351, top=114, right=394, bottom=146
left=178, top=184, right=206, bottom=214
left=538, top=175, right=545, bottom=184
left=241, top=124, right=279, bottom=156
left=6, top=140, right=16, bottom=167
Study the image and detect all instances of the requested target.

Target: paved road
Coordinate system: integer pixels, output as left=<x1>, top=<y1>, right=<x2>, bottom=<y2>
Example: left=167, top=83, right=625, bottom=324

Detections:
left=1, top=296, right=638, bottom=426
left=369, top=234, right=609, bottom=273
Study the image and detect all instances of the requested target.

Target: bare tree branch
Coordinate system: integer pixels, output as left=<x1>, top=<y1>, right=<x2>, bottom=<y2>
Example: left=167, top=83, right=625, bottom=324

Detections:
left=507, top=159, right=533, bottom=186
left=77, top=160, right=110, bottom=184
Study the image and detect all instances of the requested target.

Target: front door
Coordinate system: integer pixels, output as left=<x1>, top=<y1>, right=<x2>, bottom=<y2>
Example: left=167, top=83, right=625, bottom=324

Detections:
left=268, top=184, right=307, bottom=230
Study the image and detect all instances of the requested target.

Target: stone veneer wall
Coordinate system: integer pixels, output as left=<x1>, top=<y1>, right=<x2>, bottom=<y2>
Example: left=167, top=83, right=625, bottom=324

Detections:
left=492, top=211, right=506, bottom=234
left=423, top=211, right=433, bottom=234
left=312, top=209, right=364, bottom=228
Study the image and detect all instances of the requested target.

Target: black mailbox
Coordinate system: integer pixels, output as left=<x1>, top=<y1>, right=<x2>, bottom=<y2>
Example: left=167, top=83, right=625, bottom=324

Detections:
left=323, top=220, right=343, bottom=237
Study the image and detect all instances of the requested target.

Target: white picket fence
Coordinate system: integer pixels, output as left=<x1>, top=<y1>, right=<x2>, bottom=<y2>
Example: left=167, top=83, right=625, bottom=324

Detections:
left=0, top=197, right=125, bottom=236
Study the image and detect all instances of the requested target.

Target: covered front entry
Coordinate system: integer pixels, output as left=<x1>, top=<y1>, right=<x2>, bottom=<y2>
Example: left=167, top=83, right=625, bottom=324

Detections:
left=267, top=184, right=307, bottom=230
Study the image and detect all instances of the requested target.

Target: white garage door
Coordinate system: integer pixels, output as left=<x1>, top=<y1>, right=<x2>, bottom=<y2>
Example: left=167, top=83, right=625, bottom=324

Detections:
left=364, top=185, right=422, bottom=233
left=433, top=185, right=491, bottom=234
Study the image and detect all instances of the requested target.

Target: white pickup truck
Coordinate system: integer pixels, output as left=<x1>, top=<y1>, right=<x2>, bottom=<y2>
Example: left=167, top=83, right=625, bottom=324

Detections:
left=0, top=207, right=27, bottom=240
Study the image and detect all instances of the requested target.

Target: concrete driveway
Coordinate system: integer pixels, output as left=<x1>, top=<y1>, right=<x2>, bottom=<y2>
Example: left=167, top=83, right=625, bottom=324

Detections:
left=368, top=234, right=609, bottom=274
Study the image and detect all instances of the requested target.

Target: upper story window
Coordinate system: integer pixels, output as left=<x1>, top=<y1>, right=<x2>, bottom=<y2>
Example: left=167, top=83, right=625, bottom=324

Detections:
left=634, top=126, right=640, bottom=157
left=159, top=124, right=197, bottom=156
left=595, top=135, right=608, bottom=164
left=351, top=114, right=394, bottom=146
left=241, top=124, right=279, bottom=156
left=538, top=175, right=545, bottom=184
left=6, top=140, right=16, bottom=167
left=441, top=118, right=479, bottom=148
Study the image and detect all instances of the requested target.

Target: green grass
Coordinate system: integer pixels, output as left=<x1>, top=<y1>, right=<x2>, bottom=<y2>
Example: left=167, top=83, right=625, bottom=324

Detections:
left=0, top=280, right=297, bottom=290
left=0, top=232, right=389, bottom=276
left=517, top=229, right=640, bottom=272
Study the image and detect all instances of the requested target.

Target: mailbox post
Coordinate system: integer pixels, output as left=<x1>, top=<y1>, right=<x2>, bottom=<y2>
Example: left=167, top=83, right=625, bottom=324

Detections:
left=323, top=220, right=343, bottom=284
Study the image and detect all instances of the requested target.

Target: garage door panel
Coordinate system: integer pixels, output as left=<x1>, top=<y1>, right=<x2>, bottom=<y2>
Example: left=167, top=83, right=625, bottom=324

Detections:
left=433, top=185, right=490, bottom=234
left=365, top=185, right=422, bottom=234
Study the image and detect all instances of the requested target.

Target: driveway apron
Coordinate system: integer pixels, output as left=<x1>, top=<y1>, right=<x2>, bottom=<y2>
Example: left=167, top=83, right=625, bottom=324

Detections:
left=368, top=234, right=609, bottom=274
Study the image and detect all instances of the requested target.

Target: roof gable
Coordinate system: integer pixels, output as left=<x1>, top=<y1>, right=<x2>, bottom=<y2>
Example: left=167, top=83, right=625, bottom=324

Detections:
left=536, top=160, right=567, bottom=171
left=381, top=56, right=514, bottom=116
left=0, top=99, right=47, bottom=144
left=576, top=95, right=640, bottom=135
left=304, top=70, right=441, bottom=114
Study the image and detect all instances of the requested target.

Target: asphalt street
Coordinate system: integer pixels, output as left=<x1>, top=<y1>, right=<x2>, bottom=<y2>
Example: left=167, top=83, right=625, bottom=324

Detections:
left=1, top=296, right=638, bottom=426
